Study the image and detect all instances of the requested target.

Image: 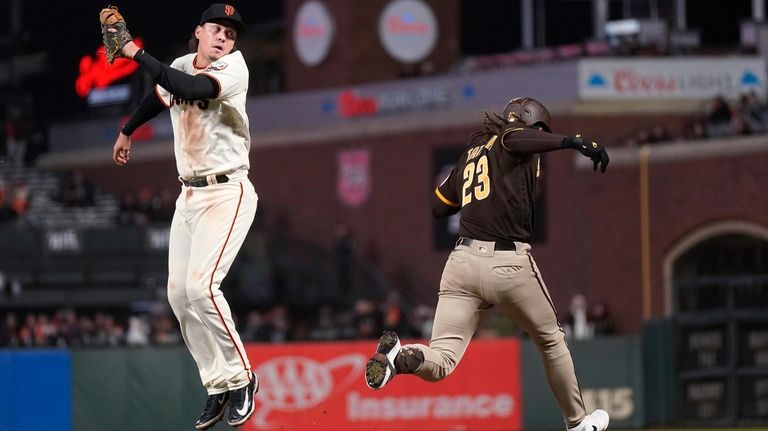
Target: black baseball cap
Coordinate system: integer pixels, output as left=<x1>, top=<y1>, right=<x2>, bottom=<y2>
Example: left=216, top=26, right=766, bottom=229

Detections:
left=199, top=4, right=245, bottom=34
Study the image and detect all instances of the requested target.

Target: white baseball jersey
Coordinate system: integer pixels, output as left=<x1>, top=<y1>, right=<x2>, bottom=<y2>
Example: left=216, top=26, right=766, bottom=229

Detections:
left=155, top=50, right=250, bottom=179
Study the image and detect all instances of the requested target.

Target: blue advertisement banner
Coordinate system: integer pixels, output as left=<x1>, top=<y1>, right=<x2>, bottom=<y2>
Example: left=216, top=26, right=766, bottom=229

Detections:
left=0, top=350, right=72, bottom=431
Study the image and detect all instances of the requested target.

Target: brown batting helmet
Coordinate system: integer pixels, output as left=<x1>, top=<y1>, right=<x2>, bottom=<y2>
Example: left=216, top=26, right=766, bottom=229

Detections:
left=502, top=97, right=552, bottom=132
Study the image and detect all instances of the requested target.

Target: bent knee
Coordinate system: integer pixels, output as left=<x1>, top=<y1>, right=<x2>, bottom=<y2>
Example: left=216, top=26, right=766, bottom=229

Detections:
left=416, top=350, right=457, bottom=382
left=533, top=329, right=567, bottom=351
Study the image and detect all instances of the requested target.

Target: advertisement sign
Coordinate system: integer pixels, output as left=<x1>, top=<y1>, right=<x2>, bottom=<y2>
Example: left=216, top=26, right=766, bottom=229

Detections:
left=75, top=38, right=144, bottom=106
left=378, top=0, right=438, bottom=63
left=0, top=351, right=72, bottom=431
left=293, top=1, right=335, bottom=67
left=337, top=149, right=371, bottom=207
left=337, top=86, right=449, bottom=118
left=242, top=339, right=521, bottom=431
left=579, top=57, right=766, bottom=99
left=52, top=60, right=581, bottom=152
left=46, top=229, right=82, bottom=253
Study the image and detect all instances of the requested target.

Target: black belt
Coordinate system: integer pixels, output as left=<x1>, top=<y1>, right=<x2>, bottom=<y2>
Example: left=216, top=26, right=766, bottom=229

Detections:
left=181, top=174, right=229, bottom=187
left=456, top=237, right=517, bottom=251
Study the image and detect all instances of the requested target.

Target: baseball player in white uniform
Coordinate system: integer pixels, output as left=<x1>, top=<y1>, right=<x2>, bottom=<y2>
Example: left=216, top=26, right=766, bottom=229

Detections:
left=108, top=4, right=257, bottom=429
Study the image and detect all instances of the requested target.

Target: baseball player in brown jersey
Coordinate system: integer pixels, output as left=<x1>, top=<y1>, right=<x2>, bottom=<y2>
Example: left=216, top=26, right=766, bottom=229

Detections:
left=365, top=97, right=610, bottom=431
left=106, top=4, right=257, bottom=429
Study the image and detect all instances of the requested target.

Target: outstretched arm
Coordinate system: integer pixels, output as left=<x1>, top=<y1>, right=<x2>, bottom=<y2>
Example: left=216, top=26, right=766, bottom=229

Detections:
left=121, top=42, right=219, bottom=100
left=500, top=127, right=570, bottom=154
left=502, top=127, right=609, bottom=173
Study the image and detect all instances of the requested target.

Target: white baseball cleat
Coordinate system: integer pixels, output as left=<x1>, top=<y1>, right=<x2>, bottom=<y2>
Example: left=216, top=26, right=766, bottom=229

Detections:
left=567, top=409, right=610, bottom=431
left=365, top=330, right=401, bottom=389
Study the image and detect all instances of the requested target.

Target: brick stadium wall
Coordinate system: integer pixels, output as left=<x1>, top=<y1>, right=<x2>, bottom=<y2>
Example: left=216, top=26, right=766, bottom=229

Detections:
left=79, top=113, right=767, bottom=334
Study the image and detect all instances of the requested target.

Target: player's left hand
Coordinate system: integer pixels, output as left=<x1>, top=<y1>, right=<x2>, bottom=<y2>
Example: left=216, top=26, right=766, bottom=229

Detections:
left=113, top=132, right=132, bottom=166
left=99, top=5, right=134, bottom=64
left=563, top=135, right=609, bottom=173
left=590, top=146, right=609, bottom=172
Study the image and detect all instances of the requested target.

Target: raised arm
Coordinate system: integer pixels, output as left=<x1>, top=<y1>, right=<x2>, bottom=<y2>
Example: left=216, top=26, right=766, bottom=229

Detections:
left=124, top=45, right=219, bottom=100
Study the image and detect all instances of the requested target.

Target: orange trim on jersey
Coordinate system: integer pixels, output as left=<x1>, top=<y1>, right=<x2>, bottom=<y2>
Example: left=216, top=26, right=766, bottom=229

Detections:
left=501, top=127, right=526, bottom=152
left=198, top=72, right=222, bottom=99
left=192, top=54, right=207, bottom=70
left=154, top=85, right=170, bottom=108
left=435, top=188, right=459, bottom=207
left=208, top=182, right=249, bottom=373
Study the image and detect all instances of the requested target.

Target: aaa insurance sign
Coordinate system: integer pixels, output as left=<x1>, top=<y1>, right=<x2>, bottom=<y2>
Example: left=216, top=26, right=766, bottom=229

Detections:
left=579, top=57, right=766, bottom=99
left=242, top=339, right=521, bottom=430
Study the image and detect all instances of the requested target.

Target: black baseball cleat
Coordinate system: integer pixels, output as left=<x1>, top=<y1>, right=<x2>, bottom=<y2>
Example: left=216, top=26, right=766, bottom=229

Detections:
left=195, top=391, right=229, bottom=430
left=226, top=371, right=259, bottom=427
left=365, top=330, right=402, bottom=390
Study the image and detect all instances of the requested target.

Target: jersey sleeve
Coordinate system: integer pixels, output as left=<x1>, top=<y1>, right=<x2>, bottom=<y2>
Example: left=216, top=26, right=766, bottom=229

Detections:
left=435, top=166, right=461, bottom=208
left=198, top=52, right=249, bottom=100
left=432, top=166, right=461, bottom=218
left=501, top=126, right=568, bottom=154
left=154, top=56, right=184, bottom=108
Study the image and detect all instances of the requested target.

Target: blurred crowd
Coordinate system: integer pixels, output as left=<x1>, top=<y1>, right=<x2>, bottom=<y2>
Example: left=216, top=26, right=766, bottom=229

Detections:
left=0, top=309, right=180, bottom=348
left=242, top=296, right=435, bottom=343
left=1, top=100, right=48, bottom=168
left=0, top=176, right=30, bottom=223
left=624, top=91, right=768, bottom=147
left=563, top=294, right=616, bottom=340
left=694, top=92, right=768, bottom=138
left=53, top=170, right=95, bottom=207
left=0, top=295, right=436, bottom=348
left=0, top=170, right=176, bottom=227
left=0, top=291, right=622, bottom=348
left=116, top=187, right=174, bottom=226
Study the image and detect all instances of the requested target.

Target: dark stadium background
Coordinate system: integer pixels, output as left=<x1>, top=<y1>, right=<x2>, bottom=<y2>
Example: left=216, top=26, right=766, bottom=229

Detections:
left=3, top=0, right=753, bottom=119
left=1, top=1, right=767, bottom=430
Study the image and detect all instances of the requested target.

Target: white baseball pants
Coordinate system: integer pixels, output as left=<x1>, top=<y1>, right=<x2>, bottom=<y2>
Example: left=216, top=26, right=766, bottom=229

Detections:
left=167, top=177, right=258, bottom=394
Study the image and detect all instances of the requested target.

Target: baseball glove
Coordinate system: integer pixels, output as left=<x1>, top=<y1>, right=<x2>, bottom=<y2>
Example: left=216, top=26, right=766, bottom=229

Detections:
left=99, top=5, right=133, bottom=64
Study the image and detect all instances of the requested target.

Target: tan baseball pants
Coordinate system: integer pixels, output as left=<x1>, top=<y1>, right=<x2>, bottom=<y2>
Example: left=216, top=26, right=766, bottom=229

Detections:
left=403, top=240, right=586, bottom=426
left=167, top=177, right=257, bottom=395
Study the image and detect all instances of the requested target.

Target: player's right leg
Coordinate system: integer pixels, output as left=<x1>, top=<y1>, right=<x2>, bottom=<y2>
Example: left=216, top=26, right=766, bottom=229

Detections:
left=567, top=409, right=609, bottom=431
left=166, top=195, right=230, bottom=429
left=184, top=181, right=259, bottom=425
left=490, top=245, right=595, bottom=429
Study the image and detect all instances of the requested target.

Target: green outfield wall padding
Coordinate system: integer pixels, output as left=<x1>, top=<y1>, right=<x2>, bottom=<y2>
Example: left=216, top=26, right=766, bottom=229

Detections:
left=71, top=348, right=211, bottom=431
left=641, top=319, right=678, bottom=426
left=522, top=336, right=644, bottom=430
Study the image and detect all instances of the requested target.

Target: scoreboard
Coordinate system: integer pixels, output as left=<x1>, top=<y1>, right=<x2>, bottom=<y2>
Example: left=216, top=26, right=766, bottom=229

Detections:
left=677, top=282, right=768, bottom=425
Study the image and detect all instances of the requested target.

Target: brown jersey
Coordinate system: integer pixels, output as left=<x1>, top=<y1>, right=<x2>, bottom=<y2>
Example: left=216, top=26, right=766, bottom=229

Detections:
left=435, top=126, right=565, bottom=243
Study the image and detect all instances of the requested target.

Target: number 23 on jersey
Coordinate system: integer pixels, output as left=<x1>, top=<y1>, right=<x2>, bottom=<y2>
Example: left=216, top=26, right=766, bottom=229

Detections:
left=462, top=154, right=490, bottom=206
